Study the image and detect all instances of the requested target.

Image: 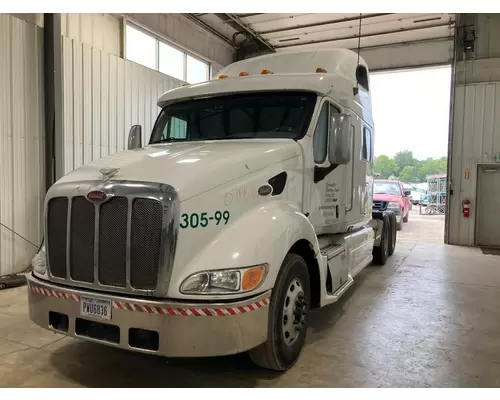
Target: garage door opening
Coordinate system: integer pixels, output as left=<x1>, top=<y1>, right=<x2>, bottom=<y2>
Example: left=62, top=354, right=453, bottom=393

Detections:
left=371, top=65, right=452, bottom=243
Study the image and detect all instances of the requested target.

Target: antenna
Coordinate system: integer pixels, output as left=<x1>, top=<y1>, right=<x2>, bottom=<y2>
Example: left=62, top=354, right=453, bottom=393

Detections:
left=354, top=13, right=362, bottom=96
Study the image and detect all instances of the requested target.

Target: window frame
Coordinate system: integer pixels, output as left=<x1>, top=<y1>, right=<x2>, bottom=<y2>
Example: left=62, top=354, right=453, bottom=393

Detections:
left=362, top=126, right=373, bottom=162
left=313, top=102, right=329, bottom=165
left=149, top=91, right=318, bottom=145
left=312, top=99, right=341, bottom=166
left=125, top=21, right=211, bottom=84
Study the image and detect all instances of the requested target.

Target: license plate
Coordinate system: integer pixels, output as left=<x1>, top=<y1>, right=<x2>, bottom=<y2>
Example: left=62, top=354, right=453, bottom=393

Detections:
left=80, top=297, right=112, bottom=321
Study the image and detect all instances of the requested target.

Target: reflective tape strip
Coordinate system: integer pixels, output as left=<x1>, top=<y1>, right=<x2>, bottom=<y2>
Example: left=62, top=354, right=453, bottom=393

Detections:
left=28, top=282, right=270, bottom=317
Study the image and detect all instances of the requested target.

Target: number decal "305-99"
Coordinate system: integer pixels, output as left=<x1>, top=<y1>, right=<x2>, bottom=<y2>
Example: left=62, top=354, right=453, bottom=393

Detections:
left=180, top=211, right=230, bottom=229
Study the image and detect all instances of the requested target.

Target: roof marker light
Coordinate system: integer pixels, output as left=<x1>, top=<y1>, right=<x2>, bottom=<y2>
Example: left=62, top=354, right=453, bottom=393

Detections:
left=182, top=83, right=190, bottom=86
left=218, top=74, right=228, bottom=79
left=239, top=72, right=249, bottom=76
left=260, top=69, right=273, bottom=75
left=316, top=68, right=327, bottom=73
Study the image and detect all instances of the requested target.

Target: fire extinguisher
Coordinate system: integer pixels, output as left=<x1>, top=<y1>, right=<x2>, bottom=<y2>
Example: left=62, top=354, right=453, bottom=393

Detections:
left=463, top=198, right=471, bottom=218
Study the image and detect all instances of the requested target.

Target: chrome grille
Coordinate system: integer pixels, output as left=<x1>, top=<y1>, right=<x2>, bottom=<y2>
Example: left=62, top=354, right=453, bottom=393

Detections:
left=47, top=197, right=68, bottom=278
left=372, top=200, right=388, bottom=211
left=99, top=197, right=128, bottom=287
left=45, top=181, right=178, bottom=296
left=130, top=198, right=163, bottom=290
left=70, top=196, right=95, bottom=283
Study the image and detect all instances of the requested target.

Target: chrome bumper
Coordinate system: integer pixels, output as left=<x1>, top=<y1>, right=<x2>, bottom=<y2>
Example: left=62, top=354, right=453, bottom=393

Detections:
left=27, top=273, right=270, bottom=357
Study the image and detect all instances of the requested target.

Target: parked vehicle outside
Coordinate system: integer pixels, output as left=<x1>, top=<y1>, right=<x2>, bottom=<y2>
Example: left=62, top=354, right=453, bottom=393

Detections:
left=372, top=179, right=411, bottom=230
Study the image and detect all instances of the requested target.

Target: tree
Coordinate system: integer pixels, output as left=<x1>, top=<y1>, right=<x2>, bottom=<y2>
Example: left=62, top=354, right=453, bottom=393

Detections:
left=374, top=155, right=398, bottom=179
left=419, top=157, right=448, bottom=180
left=393, top=150, right=417, bottom=175
left=399, top=166, right=419, bottom=182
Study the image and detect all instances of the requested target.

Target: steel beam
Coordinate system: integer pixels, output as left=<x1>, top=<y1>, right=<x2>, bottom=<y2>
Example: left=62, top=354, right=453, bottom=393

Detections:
left=214, top=13, right=275, bottom=53
left=43, top=13, right=64, bottom=189
left=275, top=22, right=453, bottom=49
left=233, top=13, right=265, bottom=19
left=182, top=14, right=238, bottom=49
left=260, top=13, right=391, bottom=35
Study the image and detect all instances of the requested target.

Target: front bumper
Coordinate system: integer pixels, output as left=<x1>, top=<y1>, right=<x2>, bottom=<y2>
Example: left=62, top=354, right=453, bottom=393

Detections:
left=27, top=273, right=270, bottom=357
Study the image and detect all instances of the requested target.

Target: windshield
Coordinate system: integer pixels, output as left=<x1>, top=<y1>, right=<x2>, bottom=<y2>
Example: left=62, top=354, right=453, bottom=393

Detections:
left=373, top=182, right=401, bottom=196
left=149, top=91, right=317, bottom=144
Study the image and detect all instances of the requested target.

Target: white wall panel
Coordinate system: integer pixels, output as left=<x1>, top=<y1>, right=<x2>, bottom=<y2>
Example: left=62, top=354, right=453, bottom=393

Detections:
left=0, top=15, right=44, bottom=275
left=62, top=37, right=184, bottom=175
left=448, top=83, right=500, bottom=246
left=61, top=13, right=121, bottom=57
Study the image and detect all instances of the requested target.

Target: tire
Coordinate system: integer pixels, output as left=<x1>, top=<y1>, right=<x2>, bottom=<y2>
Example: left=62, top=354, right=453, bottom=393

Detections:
left=373, top=214, right=390, bottom=265
left=0, top=283, right=6, bottom=290
left=387, top=213, right=397, bottom=256
left=396, top=218, right=403, bottom=231
left=249, top=253, right=311, bottom=371
left=403, top=210, right=409, bottom=223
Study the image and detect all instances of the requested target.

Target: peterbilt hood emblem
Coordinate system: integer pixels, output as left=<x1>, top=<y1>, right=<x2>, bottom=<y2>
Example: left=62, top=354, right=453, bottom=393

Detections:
left=99, top=168, right=119, bottom=181
left=86, top=190, right=107, bottom=202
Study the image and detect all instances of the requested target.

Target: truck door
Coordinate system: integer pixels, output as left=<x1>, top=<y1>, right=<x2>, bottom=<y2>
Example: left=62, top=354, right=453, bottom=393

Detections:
left=346, top=122, right=373, bottom=225
left=307, top=100, right=347, bottom=234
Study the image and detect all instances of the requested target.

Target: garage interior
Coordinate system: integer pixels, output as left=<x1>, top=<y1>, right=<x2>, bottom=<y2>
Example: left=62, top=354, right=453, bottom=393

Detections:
left=1, top=13, right=500, bottom=387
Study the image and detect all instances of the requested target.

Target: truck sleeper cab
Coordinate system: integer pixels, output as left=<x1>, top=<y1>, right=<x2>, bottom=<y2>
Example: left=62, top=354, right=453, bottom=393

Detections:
left=27, top=48, right=395, bottom=371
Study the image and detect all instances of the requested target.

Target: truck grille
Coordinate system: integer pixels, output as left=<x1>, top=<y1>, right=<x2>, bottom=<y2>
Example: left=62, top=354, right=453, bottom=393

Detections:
left=46, top=192, right=166, bottom=292
left=372, top=200, right=388, bottom=211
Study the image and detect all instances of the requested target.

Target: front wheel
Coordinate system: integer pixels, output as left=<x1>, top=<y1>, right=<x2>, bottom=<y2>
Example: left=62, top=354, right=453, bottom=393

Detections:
left=248, top=253, right=310, bottom=371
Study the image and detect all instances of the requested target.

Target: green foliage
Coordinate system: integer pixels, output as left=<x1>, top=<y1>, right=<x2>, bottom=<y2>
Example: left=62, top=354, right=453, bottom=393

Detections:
left=374, top=155, right=398, bottom=179
left=393, top=150, right=417, bottom=175
left=373, top=153, right=447, bottom=183
left=399, top=166, right=419, bottom=182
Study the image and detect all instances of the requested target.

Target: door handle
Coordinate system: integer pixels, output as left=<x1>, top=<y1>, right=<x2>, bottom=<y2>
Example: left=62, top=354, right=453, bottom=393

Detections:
left=336, top=204, right=339, bottom=219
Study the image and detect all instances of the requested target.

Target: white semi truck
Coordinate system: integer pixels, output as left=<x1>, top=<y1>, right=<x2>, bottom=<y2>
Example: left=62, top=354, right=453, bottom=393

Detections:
left=28, top=48, right=396, bottom=371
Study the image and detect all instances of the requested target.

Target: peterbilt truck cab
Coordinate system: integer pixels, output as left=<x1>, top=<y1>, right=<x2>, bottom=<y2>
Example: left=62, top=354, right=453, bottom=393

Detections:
left=28, top=48, right=395, bottom=371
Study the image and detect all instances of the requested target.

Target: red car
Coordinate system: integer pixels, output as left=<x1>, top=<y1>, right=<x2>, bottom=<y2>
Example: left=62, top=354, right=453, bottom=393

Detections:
left=372, top=179, right=411, bottom=230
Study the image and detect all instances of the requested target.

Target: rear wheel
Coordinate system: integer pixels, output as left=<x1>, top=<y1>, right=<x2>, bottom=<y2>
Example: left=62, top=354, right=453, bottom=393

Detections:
left=373, top=214, right=390, bottom=265
left=249, top=253, right=310, bottom=371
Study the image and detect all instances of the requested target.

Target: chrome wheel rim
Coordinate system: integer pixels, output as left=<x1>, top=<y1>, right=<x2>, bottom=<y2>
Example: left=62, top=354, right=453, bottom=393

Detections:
left=282, top=278, right=307, bottom=346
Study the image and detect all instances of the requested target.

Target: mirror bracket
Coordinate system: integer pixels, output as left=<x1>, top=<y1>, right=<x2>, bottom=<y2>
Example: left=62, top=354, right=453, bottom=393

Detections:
left=128, top=125, right=142, bottom=150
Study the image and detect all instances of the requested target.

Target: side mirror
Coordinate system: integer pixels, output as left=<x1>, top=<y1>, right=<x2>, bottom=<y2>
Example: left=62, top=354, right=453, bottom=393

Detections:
left=127, top=125, right=142, bottom=150
left=404, top=189, right=411, bottom=196
left=328, top=114, right=351, bottom=165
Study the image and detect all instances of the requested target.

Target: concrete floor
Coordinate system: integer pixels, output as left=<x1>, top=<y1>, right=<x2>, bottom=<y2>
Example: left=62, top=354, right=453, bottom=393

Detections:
left=1, top=209, right=500, bottom=387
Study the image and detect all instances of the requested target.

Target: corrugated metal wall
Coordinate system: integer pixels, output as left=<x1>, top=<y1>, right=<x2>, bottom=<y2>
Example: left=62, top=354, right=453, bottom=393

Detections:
left=448, top=82, right=500, bottom=246
left=0, top=14, right=45, bottom=275
left=61, top=13, right=122, bottom=58
left=62, top=36, right=184, bottom=175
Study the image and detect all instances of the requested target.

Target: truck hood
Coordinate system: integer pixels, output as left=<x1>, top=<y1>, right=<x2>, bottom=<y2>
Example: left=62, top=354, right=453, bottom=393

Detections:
left=373, top=193, right=402, bottom=203
left=58, top=139, right=301, bottom=201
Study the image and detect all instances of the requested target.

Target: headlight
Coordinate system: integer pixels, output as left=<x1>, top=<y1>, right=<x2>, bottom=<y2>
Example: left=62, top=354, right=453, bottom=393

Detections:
left=388, top=202, right=400, bottom=208
left=180, top=264, right=267, bottom=295
left=32, top=246, right=47, bottom=275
